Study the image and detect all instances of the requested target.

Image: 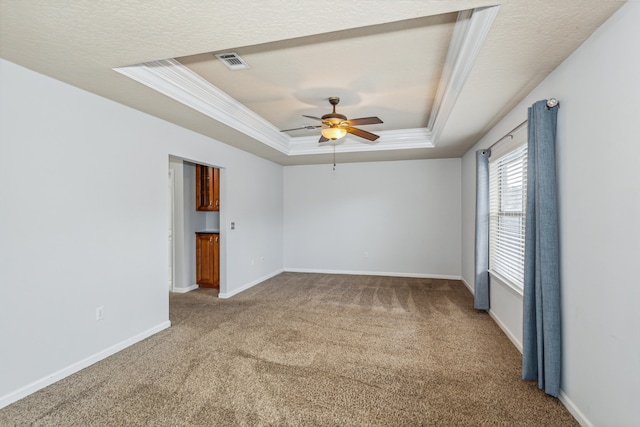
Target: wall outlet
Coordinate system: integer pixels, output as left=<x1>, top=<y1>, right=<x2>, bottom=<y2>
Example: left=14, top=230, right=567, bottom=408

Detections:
left=96, top=306, right=104, bottom=321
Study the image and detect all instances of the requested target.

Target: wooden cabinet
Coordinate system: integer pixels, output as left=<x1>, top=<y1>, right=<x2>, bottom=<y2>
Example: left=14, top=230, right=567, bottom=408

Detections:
left=196, top=233, right=219, bottom=288
left=196, top=164, right=219, bottom=211
left=195, top=164, right=220, bottom=289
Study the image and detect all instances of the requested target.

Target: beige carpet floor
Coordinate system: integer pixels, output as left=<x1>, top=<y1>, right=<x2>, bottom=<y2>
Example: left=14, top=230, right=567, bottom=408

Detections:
left=0, top=273, right=577, bottom=426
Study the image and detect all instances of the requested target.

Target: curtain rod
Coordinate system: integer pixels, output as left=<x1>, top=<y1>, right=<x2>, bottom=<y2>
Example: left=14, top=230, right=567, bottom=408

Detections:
left=486, top=98, right=559, bottom=151
left=487, top=119, right=527, bottom=151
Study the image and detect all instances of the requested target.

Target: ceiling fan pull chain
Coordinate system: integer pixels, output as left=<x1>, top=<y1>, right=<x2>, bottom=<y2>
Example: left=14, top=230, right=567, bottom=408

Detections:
left=333, top=144, right=336, bottom=171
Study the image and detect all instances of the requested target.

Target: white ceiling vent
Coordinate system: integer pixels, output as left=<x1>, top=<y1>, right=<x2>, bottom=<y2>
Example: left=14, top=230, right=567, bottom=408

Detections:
left=215, top=52, right=250, bottom=70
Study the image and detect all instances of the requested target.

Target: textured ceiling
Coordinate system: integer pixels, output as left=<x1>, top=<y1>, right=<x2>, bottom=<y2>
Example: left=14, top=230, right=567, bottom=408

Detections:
left=0, top=0, right=625, bottom=165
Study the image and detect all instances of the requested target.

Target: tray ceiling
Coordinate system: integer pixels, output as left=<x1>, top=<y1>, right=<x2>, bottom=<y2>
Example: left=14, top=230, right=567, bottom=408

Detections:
left=0, top=0, right=625, bottom=165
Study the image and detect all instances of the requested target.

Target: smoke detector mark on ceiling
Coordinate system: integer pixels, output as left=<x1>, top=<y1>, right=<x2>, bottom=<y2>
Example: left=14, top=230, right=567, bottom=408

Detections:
left=215, top=52, right=250, bottom=70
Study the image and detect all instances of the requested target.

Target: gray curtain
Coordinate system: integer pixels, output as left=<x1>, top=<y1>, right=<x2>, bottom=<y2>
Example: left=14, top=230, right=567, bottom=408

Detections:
left=522, top=100, right=561, bottom=397
left=474, top=149, right=491, bottom=310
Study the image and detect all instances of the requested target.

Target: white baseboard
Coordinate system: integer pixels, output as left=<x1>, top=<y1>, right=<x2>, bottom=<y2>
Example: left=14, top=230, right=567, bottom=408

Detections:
left=462, top=276, right=523, bottom=352
left=486, top=317, right=590, bottom=427
left=461, top=276, right=524, bottom=352
left=461, top=277, right=474, bottom=294
left=488, top=309, right=523, bottom=353
left=218, top=269, right=284, bottom=299
left=283, top=268, right=461, bottom=281
left=171, top=284, right=198, bottom=293
left=284, top=271, right=590, bottom=426
left=462, top=277, right=590, bottom=425
left=559, top=390, right=593, bottom=427
left=0, top=321, right=171, bottom=410
left=218, top=269, right=462, bottom=299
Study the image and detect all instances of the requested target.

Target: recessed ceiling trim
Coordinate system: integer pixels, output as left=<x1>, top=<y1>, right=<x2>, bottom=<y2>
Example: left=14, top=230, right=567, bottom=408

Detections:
left=289, top=128, right=434, bottom=156
left=115, top=59, right=291, bottom=154
left=427, top=5, right=500, bottom=144
left=114, top=5, right=499, bottom=157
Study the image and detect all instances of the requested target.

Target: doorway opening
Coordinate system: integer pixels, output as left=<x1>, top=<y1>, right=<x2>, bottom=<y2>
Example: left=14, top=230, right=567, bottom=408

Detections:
left=168, top=156, right=225, bottom=296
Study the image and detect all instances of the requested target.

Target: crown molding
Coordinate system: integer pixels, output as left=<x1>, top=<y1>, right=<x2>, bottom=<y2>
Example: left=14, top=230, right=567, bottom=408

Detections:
left=115, top=59, right=292, bottom=155
left=114, top=6, right=498, bottom=157
left=427, top=5, right=500, bottom=145
left=289, top=128, right=433, bottom=156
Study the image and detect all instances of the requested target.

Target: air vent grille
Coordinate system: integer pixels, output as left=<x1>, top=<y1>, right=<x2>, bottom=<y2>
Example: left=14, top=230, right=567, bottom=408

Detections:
left=215, top=52, right=250, bottom=70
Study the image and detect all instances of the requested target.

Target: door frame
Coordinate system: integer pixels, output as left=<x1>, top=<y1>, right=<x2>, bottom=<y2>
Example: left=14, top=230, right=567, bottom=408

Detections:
left=168, top=168, right=175, bottom=292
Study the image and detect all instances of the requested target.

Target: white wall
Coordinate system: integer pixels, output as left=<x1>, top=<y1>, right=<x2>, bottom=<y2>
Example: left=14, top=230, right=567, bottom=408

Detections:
left=168, top=147, right=284, bottom=298
left=0, top=58, right=284, bottom=407
left=284, top=159, right=461, bottom=278
left=460, top=3, right=640, bottom=426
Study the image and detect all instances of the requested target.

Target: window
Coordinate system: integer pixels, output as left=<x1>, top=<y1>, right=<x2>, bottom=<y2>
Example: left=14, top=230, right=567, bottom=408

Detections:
left=489, top=138, right=527, bottom=291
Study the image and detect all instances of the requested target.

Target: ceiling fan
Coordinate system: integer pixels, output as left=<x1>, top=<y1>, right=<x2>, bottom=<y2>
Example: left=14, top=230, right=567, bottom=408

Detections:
left=281, top=97, right=383, bottom=143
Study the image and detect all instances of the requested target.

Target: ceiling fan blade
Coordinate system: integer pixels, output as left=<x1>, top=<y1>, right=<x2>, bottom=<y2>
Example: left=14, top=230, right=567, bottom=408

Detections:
left=280, top=125, right=322, bottom=132
left=346, top=127, right=380, bottom=141
left=345, top=116, right=383, bottom=126
left=318, top=135, right=329, bottom=143
left=302, top=115, right=324, bottom=122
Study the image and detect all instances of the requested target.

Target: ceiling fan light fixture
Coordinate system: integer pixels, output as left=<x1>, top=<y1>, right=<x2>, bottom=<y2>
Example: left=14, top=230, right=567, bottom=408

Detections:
left=321, top=127, right=347, bottom=140
left=301, top=97, right=382, bottom=142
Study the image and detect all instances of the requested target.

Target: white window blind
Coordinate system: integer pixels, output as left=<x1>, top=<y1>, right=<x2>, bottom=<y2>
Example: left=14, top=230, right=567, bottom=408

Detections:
left=489, top=138, right=528, bottom=290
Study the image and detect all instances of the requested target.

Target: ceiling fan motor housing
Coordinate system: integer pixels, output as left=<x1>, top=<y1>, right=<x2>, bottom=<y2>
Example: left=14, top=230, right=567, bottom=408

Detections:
left=321, top=113, right=347, bottom=126
left=323, top=97, right=347, bottom=126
